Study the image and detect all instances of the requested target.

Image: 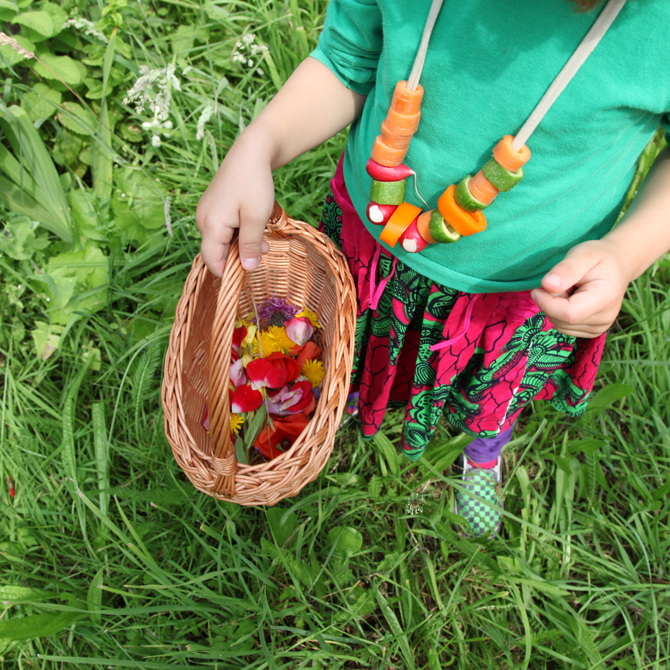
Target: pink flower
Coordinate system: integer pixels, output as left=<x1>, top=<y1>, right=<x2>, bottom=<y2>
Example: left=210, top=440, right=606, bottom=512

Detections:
left=246, top=357, right=288, bottom=390
left=266, top=381, right=314, bottom=416
left=230, top=384, right=263, bottom=413
left=229, top=359, right=247, bottom=388
left=285, top=317, right=314, bottom=347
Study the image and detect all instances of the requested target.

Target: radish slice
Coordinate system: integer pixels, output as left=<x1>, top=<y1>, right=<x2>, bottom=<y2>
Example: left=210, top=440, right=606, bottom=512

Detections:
left=399, top=219, right=429, bottom=253
left=367, top=201, right=398, bottom=225
left=366, top=158, right=415, bottom=182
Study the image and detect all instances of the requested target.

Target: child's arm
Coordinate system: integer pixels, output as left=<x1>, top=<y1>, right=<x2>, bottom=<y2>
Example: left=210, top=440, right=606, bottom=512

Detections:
left=196, top=56, right=366, bottom=276
left=532, top=145, right=670, bottom=337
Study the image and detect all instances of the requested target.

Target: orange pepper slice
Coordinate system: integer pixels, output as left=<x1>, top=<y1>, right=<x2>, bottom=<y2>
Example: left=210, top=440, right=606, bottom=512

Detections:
left=437, top=185, right=487, bottom=236
left=492, top=135, right=531, bottom=172
left=379, top=202, right=422, bottom=247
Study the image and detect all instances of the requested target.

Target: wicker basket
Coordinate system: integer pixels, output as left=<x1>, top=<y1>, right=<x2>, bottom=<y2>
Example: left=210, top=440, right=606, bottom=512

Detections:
left=161, top=203, right=357, bottom=506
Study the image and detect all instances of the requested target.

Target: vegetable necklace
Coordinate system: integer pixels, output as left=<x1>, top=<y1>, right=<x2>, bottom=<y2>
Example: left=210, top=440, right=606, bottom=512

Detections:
left=366, top=0, right=627, bottom=253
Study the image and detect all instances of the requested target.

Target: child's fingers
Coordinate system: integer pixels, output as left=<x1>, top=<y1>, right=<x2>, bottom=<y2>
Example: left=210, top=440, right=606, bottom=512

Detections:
left=200, top=239, right=230, bottom=278
left=238, top=201, right=274, bottom=271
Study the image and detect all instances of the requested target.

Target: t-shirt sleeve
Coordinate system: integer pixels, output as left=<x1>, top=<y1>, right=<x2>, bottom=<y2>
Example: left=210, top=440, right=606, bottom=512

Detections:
left=310, top=0, right=383, bottom=96
left=661, top=113, right=670, bottom=145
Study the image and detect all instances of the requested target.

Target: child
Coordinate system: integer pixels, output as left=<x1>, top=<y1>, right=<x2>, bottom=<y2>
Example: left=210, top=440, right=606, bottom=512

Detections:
left=196, top=0, right=670, bottom=538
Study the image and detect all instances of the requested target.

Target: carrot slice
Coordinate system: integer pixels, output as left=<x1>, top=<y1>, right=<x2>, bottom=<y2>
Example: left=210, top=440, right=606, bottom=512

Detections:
left=380, top=120, right=412, bottom=149
left=371, top=137, right=408, bottom=167
left=390, top=80, right=424, bottom=115
left=384, top=107, right=421, bottom=136
left=492, top=135, right=531, bottom=172
left=416, top=210, right=436, bottom=243
left=468, top=170, right=499, bottom=205
left=437, top=185, right=487, bottom=236
left=379, top=202, right=422, bottom=247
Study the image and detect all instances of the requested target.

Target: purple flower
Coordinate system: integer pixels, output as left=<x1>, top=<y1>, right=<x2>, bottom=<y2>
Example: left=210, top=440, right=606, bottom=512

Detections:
left=256, top=296, right=300, bottom=328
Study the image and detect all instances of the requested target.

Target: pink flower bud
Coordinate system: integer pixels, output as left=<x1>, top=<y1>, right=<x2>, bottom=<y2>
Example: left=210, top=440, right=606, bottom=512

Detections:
left=285, top=317, right=314, bottom=347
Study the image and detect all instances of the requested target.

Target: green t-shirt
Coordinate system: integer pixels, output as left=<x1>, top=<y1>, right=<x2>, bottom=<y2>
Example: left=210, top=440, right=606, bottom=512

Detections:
left=311, top=0, right=670, bottom=293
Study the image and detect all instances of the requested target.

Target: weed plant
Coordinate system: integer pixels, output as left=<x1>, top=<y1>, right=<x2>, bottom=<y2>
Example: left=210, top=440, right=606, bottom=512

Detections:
left=0, top=0, right=669, bottom=668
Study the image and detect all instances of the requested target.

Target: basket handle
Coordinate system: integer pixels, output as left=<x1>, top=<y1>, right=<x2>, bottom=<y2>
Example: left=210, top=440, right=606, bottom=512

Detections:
left=207, top=202, right=288, bottom=496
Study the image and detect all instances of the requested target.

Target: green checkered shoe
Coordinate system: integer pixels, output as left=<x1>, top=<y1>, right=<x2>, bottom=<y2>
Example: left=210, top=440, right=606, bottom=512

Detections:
left=454, top=454, right=504, bottom=539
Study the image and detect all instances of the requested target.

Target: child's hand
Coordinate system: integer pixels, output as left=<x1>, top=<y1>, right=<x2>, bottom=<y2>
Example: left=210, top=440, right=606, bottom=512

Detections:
left=196, top=138, right=273, bottom=277
left=530, top=240, right=631, bottom=338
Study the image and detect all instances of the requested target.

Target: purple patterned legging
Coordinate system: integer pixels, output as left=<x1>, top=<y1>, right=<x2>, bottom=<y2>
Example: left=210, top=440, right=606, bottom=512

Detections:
left=463, top=422, right=515, bottom=464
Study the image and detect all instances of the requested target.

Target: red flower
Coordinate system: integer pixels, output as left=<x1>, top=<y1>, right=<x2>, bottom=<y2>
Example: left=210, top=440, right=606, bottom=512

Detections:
left=232, top=325, right=247, bottom=355
left=264, top=351, right=301, bottom=383
left=230, top=384, right=263, bottom=413
left=246, top=357, right=288, bottom=390
left=254, top=412, right=310, bottom=459
left=292, top=341, right=322, bottom=368
left=266, top=380, right=314, bottom=416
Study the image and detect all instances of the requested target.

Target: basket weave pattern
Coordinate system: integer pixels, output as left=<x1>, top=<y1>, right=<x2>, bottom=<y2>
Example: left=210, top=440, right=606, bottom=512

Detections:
left=162, top=204, right=357, bottom=506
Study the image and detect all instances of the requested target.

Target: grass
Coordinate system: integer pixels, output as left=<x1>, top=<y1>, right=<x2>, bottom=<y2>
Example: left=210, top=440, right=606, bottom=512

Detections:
left=0, top=0, right=669, bottom=668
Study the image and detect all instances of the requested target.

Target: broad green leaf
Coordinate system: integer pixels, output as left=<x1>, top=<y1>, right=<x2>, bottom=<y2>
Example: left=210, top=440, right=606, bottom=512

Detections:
left=111, top=168, right=167, bottom=244
left=87, top=567, right=104, bottom=626
left=0, top=0, right=18, bottom=21
left=57, top=101, right=96, bottom=135
left=266, top=508, right=298, bottom=548
left=40, top=243, right=110, bottom=325
left=0, top=104, right=72, bottom=241
left=33, top=53, right=87, bottom=86
left=40, top=1, right=67, bottom=34
left=0, top=611, right=82, bottom=641
left=0, top=215, right=48, bottom=261
left=326, top=526, right=363, bottom=558
left=13, top=11, right=54, bottom=39
left=587, top=383, right=634, bottom=410
left=68, top=189, right=106, bottom=242
left=32, top=321, right=63, bottom=361
left=244, top=404, right=267, bottom=449
left=234, top=436, right=248, bottom=465
left=0, top=586, right=52, bottom=604
left=21, top=82, right=61, bottom=121
left=0, top=34, right=34, bottom=68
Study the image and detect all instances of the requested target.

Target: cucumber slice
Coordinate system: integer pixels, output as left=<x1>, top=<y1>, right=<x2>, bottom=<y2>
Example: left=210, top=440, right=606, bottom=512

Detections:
left=454, top=176, right=490, bottom=212
left=370, top=178, right=406, bottom=205
left=428, top=209, right=462, bottom=244
left=482, top=158, right=523, bottom=192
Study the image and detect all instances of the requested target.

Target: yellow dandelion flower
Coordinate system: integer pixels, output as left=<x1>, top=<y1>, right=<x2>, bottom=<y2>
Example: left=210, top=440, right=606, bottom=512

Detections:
left=230, top=413, right=244, bottom=434
left=253, top=330, right=283, bottom=356
left=296, top=307, right=321, bottom=329
left=267, top=325, right=295, bottom=352
left=301, top=359, right=325, bottom=388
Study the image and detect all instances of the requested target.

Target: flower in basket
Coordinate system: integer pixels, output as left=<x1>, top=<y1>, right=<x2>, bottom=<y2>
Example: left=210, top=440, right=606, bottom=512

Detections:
left=266, top=380, right=315, bottom=416
left=254, top=412, right=310, bottom=460
left=285, top=316, right=314, bottom=347
left=203, top=296, right=325, bottom=465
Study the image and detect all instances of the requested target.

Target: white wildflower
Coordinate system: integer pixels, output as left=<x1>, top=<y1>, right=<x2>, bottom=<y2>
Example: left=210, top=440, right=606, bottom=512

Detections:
left=123, top=64, right=181, bottom=123
left=196, top=104, right=214, bottom=141
left=151, top=134, right=161, bottom=148
left=164, top=196, right=173, bottom=237
left=62, top=18, right=108, bottom=43
left=0, top=32, right=34, bottom=59
left=232, top=33, right=269, bottom=71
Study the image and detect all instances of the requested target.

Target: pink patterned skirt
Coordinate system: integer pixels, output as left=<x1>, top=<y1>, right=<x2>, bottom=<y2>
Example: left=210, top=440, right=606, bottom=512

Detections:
left=319, top=158, right=606, bottom=461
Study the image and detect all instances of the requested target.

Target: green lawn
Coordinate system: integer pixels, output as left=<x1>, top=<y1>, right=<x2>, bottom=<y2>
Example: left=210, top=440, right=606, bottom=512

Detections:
left=1, top=1, right=669, bottom=668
